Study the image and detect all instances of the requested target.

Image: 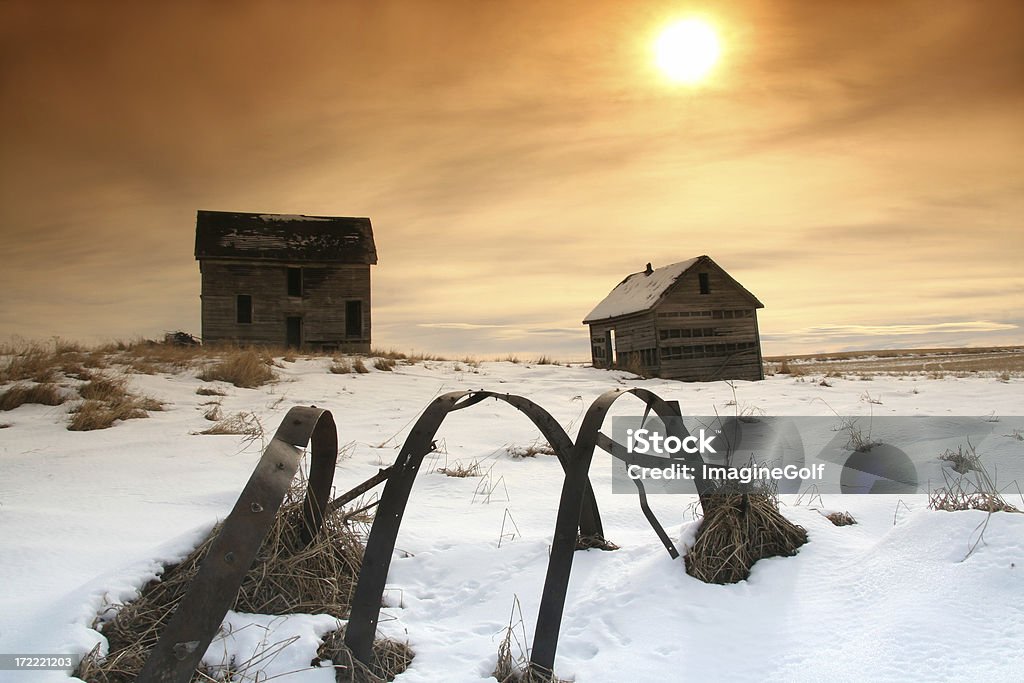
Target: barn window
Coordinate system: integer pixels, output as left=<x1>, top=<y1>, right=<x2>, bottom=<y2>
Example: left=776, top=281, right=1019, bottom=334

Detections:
left=345, top=300, right=363, bottom=337
left=236, top=295, right=252, bottom=324
left=287, top=268, right=303, bottom=297
left=699, top=272, right=710, bottom=295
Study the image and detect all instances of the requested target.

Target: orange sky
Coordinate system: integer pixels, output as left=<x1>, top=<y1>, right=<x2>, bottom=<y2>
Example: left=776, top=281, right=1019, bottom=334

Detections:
left=1, top=0, right=1021, bottom=358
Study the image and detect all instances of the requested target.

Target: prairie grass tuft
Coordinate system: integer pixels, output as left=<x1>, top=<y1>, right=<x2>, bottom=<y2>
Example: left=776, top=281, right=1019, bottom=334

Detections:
left=198, top=349, right=276, bottom=388
left=0, top=383, right=66, bottom=411
left=372, top=358, right=396, bottom=372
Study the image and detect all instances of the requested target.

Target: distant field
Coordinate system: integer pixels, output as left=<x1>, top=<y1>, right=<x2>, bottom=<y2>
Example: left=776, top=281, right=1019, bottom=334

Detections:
left=764, top=346, right=1024, bottom=377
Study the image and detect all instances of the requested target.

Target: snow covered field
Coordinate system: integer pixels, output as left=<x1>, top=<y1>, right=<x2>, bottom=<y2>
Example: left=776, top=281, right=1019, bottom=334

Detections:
left=1, top=358, right=1022, bottom=682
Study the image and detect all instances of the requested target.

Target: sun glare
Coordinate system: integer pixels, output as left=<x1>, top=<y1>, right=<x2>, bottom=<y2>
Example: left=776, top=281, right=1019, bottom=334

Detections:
left=654, top=19, right=721, bottom=84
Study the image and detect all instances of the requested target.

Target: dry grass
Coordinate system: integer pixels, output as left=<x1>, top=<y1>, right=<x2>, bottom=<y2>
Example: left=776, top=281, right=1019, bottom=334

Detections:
left=686, top=482, right=808, bottom=584
left=765, top=346, right=1024, bottom=378
left=0, top=382, right=66, bottom=411
left=316, top=626, right=414, bottom=683
left=437, top=460, right=482, bottom=477
left=75, top=483, right=378, bottom=683
left=372, top=358, right=396, bottom=372
left=930, top=445, right=1019, bottom=513
left=825, top=511, right=857, bottom=526
left=353, top=359, right=369, bottom=374
left=202, top=403, right=223, bottom=422
left=196, top=411, right=263, bottom=437
left=195, top=386, right=227, bottom=397
left=330, top=358, right=354, bottom=374
left=939, top=444, right=980, bottom=475
left=66, top=372, right=164, bottom=431
left=492, top=597, right=568, bottom=683
left=198, top=349, right=277, bottom=388
left=506, top=442, right=556, bottom=459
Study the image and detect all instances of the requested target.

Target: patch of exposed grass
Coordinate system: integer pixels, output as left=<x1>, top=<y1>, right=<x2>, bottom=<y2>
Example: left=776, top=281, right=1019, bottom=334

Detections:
left=198, top=350, right=276, bottom=388
left=0, top=383, right=66, bottom=411
left=930, top=445, right=1019, bottom=513
left=66, top=372, right=164, bottom=431
left=330, top=358, right=354, bottom=374
left=939, top=444, right=980, bottom=475
left=373, top=358, right=396, bottom=372
left=353, top=358, right=369, bottom=374
left=317, top=626, right=414, bottom=683
left=197, top=411, right=263, bottom=437
left=195, top=386, right=226, bottom=397
left=203, top=403, right=223, bottom=422
left=0, top=342, right=59, bottom=383
left=437, top=460, right=482, bottom=477
left=825, top=511, right=857, bottom=526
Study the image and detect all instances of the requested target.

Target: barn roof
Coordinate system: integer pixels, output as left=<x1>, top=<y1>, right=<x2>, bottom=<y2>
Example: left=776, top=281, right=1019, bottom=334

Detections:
left=582, top=255, right=762, bottom=324
left=194, top=210, right=377, bottom=264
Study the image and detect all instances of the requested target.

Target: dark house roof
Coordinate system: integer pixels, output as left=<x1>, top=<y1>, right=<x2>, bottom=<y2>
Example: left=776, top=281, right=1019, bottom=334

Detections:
left=194, top=210, right=377, bottom=264
left=583, top=255, right=763, bottom=324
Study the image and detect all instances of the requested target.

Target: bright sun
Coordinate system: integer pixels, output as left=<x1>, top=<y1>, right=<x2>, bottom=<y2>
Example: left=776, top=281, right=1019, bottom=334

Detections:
left=654, top=19, right=721, bottom=84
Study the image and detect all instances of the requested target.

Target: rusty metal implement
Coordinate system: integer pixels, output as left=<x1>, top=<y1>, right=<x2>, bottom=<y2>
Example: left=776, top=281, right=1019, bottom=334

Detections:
left=139, top=388, right=707, bottom=682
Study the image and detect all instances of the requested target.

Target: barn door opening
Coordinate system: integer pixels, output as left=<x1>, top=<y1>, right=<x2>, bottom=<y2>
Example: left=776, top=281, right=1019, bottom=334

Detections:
left=605, top=330, right=616, bottom=367
left=286, top=316, right=302, bottom=349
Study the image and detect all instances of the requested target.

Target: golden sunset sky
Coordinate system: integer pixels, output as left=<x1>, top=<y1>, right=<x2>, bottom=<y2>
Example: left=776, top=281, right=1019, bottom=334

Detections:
left=1, top=0, right=1021, bottom=358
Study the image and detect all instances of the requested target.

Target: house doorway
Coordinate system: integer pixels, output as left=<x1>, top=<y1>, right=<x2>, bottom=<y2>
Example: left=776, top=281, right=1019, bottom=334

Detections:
left=286, top=317, right=302, bottom=349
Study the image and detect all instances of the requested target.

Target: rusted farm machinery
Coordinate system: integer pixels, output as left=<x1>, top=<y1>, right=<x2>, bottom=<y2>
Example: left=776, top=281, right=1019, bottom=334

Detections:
left=138, top=388, right=713, bottom=682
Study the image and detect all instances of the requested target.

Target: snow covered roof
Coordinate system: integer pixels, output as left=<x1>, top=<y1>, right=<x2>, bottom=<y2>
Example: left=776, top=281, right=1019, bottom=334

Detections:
left=583, top=257, right=701, bottom=323
left=195, top=210, right=377, bottom=264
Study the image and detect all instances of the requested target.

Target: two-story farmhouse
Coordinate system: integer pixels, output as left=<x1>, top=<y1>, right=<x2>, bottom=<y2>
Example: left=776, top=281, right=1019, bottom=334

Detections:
left=584, top=256, right=764, bottom=381
left=194, top=210, right=377, bottom=351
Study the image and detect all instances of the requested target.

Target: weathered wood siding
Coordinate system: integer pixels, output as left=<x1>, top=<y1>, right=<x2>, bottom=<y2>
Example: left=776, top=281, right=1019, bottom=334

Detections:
left=653, top=262, right=762, bottom=381
left=588, top=259, right=764, bottom=381
left=199, top=259, right=371, bottom=351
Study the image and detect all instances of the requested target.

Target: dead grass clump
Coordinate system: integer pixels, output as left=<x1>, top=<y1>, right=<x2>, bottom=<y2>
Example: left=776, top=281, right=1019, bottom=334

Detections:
left=372, top=358, right=396, bottom=372
left=197, top=411, right=263, bottom=437
left=68, top=398, right=153, bottom=431
left=438, top=460, right=482, bottom=477
left=0, top=342, right=58, bottom=383
left=369, top=348, right=408, bottom=360
left=331, top=358, right=354, bottom=374
left=506, top=442, right=556, bottom=459
left=67, top=374, right=164, bottom=431
left=353, top=358, right=369, bottom=374
left=825, top=511, right=857, bottom=526
left=195, top=386, right=227, bottom=397
left=75, top=484, right=370, bottom=683
left=685, top=483, right=808, bottom=584
left=493, top=597, right=568, bottom=683
left=939, top=444, right=980, bottom=475
left=0, top=383, right=66, bottom=411
left=203, top=403, right=223, bottom=422
left=930, top=446, right=1019, bottom=513
left=198, top=350, right=276, bottom=388
left=316, top=626, right=414, bottom=683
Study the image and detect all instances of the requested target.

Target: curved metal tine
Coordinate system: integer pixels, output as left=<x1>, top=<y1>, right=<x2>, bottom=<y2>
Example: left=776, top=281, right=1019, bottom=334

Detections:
left=530, top=388, right=705, bottom=676
left=593, top=431, right=681, bottom=559
left=138, top=407, right=337, bottom=683
left=344, top=390, right=609, bottom=666
left=344, top=391, right=473, bottom=663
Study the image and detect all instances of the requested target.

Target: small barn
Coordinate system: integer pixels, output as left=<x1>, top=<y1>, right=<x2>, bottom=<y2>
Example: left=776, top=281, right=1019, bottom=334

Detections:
left=583, top=256, right=764, bottom=381
left=194, top=210, right=377, bottom=351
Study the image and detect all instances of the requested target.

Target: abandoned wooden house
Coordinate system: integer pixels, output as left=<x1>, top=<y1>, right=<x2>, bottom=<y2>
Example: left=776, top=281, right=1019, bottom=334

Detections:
left=194, top=210, right=377, bottom=351
left=583, top=256, right=764, bottom=381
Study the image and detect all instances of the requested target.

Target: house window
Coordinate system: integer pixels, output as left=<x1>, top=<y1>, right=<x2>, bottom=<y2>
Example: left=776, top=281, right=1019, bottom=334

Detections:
left=345, top=300, right=363, bottom=337
left=699, top=272, right=710, bottom=295
left=287, top=268, right=302, bottom=297
left=236, top=294, right=252, bottom=324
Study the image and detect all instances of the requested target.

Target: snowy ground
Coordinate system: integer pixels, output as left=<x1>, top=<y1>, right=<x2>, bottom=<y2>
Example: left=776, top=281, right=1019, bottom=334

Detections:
left=1, top=359, right=1022, bottom=681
